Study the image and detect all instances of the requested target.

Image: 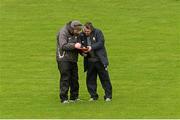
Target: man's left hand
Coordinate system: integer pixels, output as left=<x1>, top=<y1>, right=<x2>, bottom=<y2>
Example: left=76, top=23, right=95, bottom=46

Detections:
left=83, top=46, right=92, bottom=53
left=87, top=46, right=92, bottom=52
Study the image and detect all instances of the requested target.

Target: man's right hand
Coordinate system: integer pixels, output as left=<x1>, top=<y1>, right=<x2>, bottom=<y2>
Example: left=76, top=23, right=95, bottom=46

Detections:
left=75, top=43, right=81, bottom=49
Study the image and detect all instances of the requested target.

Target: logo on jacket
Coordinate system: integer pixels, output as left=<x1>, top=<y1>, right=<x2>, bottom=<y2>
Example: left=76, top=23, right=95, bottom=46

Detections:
left=93, top=37, right=96, bottom=42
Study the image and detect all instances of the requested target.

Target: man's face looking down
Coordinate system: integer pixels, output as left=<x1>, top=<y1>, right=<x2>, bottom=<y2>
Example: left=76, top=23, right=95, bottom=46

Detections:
left=83, top=27, right=92, bottom=36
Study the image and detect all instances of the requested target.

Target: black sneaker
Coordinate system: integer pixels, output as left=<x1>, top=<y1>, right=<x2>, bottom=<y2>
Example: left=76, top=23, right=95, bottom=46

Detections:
left=69, top=98, right=81, bottom=103
left=105, top=98, right=112, bottom=102
left=89, top=98, right=98, bottom=101
left=62, top=100, right=69, bottom=104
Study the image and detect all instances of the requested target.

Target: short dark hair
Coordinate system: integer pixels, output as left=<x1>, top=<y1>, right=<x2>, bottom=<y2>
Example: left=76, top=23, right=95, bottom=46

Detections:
left=84, top=22, right=94, bottom=30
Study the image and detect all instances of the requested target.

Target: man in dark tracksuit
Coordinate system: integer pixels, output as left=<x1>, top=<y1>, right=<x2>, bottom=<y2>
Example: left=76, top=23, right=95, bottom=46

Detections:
left=56, top=20, right=82, bottom=103
left=80, top=22, right=112, bottom=101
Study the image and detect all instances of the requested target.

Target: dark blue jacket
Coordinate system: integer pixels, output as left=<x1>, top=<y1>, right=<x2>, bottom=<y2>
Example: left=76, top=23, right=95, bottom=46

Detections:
left=80, top=28, right=109, bottom=72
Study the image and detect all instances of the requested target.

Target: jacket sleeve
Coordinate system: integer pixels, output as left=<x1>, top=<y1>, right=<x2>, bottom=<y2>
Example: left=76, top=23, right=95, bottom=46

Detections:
left=59, top=32, right=75, bottom=51
left=91, top=30, right=104, bottom=50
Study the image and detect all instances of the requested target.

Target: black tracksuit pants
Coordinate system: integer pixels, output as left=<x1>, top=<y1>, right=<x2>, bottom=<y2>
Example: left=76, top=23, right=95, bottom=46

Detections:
left=86, top=61, right=112, bottom=100
left=57, top=61, right=79, bottom=102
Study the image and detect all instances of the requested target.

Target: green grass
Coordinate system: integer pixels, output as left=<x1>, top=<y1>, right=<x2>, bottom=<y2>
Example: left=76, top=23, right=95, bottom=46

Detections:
left=0, top=0, right=180, bottom=118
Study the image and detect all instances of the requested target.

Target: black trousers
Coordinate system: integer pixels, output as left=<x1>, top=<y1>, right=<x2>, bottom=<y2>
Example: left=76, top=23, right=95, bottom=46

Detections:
left=57, top=61, right=79, bottom=102
left=86, top=61, right=112, bottom=100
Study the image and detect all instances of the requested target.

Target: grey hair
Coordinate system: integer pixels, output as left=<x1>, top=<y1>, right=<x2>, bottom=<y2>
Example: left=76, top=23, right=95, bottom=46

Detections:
left=70, top=20, right=82, bottom=29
